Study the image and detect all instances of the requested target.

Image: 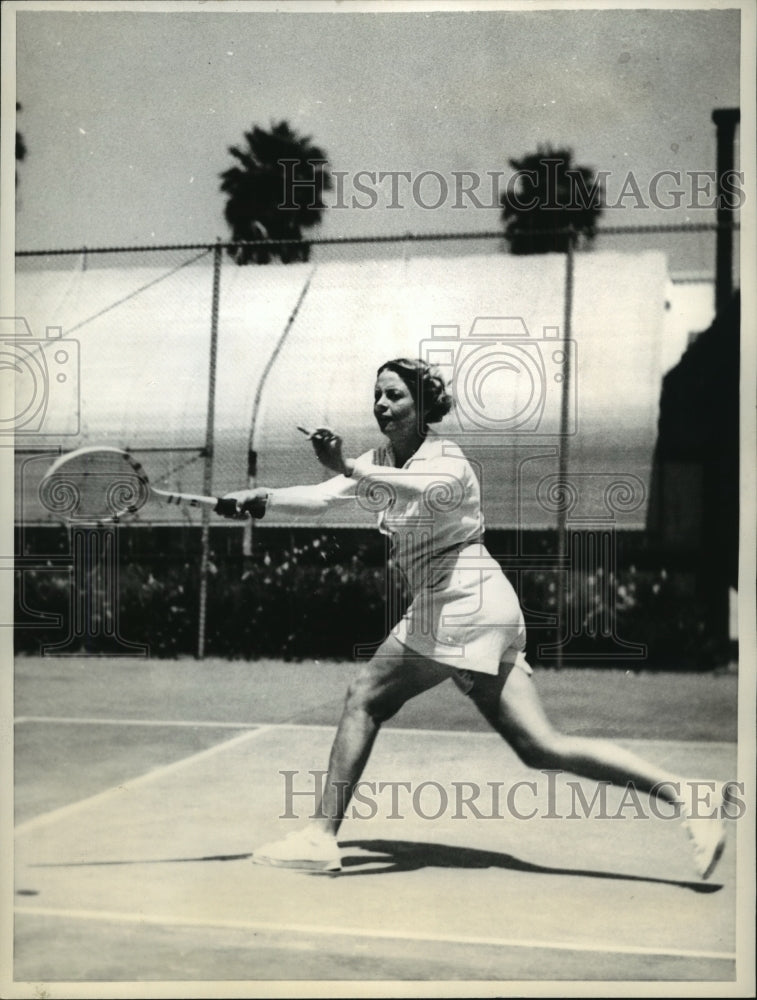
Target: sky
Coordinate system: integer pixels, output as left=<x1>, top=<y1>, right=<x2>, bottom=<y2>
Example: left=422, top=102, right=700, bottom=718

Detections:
left=10, top=2, right=744, bottom=271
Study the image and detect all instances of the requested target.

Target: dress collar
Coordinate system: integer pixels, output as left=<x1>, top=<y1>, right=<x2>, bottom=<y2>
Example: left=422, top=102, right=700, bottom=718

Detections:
left=383, top=430, right=442, bottom=469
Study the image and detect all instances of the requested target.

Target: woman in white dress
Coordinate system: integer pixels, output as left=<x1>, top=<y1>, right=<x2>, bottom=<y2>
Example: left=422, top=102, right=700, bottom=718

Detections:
left=225, top=358, right=731, bottom=878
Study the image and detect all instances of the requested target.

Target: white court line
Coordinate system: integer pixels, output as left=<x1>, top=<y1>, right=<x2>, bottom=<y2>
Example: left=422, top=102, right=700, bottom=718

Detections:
left=13, top=905, right=736, bottom=964
left=15, top=715, right=262, bottom=730
left=14, top=719, right=478, bottom=834
left=14, top=727, right=274, bottom=835
left=14, top=715, right=487, bottom=738
left=14, top=716, right=737, bottom=749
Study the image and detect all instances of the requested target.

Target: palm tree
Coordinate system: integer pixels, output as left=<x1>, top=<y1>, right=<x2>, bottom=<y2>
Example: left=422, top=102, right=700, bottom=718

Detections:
left=220, top=121, right=332, bottom=265
left=501, top=145, right=603, bottom=254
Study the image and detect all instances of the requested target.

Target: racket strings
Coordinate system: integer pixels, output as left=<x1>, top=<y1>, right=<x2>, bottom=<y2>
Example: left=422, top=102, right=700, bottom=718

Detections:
left=39, top=450, right=150, bottom=520
left=41, top=447, right=216, bottom=522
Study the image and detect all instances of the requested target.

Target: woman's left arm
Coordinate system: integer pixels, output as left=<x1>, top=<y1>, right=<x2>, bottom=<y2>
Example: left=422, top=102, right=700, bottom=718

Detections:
left=308, top=428, right=468, bottom=500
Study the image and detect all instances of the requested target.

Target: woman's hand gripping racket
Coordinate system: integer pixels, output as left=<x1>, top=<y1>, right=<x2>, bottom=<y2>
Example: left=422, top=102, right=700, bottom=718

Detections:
left=41, top=446, right=268, bottom=521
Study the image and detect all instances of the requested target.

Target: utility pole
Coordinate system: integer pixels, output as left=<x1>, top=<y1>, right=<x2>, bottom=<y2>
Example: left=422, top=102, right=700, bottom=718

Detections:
left=712, top=108, right=740, bottom=315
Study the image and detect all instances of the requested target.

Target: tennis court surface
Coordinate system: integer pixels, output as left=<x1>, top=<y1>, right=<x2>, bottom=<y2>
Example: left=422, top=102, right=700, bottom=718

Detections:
left=13, top=657, right=744, bottom=990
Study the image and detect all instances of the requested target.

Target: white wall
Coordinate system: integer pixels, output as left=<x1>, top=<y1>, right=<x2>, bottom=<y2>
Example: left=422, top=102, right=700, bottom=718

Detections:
left=14, top=250, right=670, bottom=529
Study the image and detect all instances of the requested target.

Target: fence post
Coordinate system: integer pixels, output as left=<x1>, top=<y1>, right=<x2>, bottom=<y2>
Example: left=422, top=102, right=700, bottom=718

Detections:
left=555, top=228, right=575, bottom=670
left=197, top=239, right=223, bottom=659
left=243, top=265, right=318, bottom=564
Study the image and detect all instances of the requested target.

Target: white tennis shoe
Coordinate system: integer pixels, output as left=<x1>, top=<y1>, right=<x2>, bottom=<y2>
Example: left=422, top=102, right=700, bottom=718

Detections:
left=681, top=780, right=732, bottom=880
left=252, top=826, right=342, bottom=873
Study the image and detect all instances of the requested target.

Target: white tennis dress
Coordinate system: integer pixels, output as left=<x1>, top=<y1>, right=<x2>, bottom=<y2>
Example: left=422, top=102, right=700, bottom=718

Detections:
left=305, top=432, right=530, bottom=677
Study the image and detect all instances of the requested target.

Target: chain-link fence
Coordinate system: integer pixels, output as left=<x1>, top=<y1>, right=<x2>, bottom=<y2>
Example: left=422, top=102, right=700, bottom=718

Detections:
left=10, top=221, right=739, bottom=664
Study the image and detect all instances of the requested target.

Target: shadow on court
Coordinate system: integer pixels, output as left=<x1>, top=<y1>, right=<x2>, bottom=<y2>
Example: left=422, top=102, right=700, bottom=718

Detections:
left=337, top=839, right=724, bottom=892
left=25, top=840, right=722, bottom=894
left=27, top=852, right=254, bottom=867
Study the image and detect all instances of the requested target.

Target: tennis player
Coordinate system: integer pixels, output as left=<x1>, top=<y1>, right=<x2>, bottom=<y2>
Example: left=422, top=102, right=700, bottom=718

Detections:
left=224, top=358, right=732, bottom=878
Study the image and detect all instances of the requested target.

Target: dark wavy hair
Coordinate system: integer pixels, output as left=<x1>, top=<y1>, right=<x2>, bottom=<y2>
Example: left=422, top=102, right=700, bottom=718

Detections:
left=376, top=358, right=454, bottom=429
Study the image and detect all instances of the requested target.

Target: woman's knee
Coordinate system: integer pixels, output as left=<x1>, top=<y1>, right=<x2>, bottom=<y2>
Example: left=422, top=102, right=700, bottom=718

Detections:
left=342, top=672, right=402, bottom=725
left=507, top=725, right=570, bottom=770
left=477, top=663, right=572, bottom=770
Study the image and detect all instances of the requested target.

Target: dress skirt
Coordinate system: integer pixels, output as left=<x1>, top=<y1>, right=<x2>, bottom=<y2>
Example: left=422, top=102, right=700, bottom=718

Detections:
left=391, top=543, right=529, bottom=676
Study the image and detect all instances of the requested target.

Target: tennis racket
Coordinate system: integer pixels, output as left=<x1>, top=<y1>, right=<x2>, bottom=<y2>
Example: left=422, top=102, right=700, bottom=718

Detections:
left=39, top=446, right=248, bottom=520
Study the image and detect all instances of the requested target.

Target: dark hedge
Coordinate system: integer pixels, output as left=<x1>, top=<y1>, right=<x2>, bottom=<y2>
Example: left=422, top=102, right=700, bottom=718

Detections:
left=14, top=526, right=730, bottom=669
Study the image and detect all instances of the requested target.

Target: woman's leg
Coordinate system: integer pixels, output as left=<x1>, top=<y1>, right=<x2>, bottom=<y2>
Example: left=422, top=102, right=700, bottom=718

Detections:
left=468, top=665, right=685, bottom=802
left=467, top=663, right=730, bottom=878
left=314, top=634, right=453, bottom=834
left=253, top=636, right=454, bottom=870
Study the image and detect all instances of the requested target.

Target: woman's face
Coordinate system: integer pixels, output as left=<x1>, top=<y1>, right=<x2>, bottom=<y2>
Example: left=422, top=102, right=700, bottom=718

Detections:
left=373, top=369, right=419, bottom=439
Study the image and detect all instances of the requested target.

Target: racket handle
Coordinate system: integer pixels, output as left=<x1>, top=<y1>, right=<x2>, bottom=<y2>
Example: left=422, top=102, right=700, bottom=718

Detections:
left=215, top=497, right=241, bottom=518
left=214, top=496, right=268, bottom=519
